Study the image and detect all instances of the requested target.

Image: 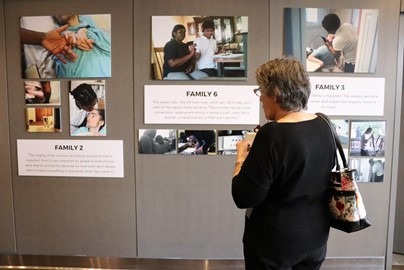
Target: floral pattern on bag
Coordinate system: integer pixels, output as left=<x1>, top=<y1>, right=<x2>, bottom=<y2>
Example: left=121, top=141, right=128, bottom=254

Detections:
left=340, top=171, right=355, bottom=191
left=329, top=193, right=359, bottom=222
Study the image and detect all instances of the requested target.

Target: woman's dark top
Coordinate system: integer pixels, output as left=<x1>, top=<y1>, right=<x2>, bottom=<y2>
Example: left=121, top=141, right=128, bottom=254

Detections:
left=232, top=116, right=335, bottom=257
left=163, top=39, right=192, bottom=77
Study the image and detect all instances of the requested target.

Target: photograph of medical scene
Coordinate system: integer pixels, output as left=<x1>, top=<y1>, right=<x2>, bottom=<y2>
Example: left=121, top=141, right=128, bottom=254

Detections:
left=69, top=80, right=106, bottom=137
left=138, top=129, right=176, bottom=154
left=20, top=14, right=111, bottom=79
left=284, top=8, right=378, bottom=73
left=152, top=16, right=247, bottom=80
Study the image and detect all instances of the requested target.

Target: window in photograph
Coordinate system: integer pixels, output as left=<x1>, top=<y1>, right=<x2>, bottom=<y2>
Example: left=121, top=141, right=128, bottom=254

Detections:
left=330, top=119, right=350, bottom=146
left=349, top=121, right=386, bottom=157
left=283, top=8, right=378, bottom=73
left=151, top=16, right=248, bottom=80
left=349, top=157, right=385, bottom=183
left=187, top=22, right=196, bottom=35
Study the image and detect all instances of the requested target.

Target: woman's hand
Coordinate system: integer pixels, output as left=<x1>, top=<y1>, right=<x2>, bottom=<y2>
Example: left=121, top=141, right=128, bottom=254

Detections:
left=185, top=62, right=195, bottom=73
left=236, top=140, right=251, bottom=162
left=62, top=28, right=94, bottom=51
left=188, top=44, right=196, bottom=52
left=233, top=140, right=251, bottom=176
left=75, top=28, right=94, bottom=51
left=25, top=83, right=45, bottom=101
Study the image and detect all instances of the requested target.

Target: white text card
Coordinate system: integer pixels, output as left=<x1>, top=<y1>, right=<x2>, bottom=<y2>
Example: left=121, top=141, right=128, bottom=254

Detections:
left=144, top=85, right=260, bottom=124
left=17, top=140, right=124, bottom=178
left=307, top=77, right=385, bottom=116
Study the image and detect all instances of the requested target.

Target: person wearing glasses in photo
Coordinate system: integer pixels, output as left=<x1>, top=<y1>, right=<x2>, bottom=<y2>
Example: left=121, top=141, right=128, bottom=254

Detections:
left=232, top=57, right=335, bottom=270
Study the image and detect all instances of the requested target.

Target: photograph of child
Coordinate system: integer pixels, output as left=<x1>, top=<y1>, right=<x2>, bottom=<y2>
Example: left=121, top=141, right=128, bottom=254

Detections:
left=284, top=8, right=378, bottom=73
left=151, top=16, right=248, bottom=80
left=20, top=14, right=111, bottom=79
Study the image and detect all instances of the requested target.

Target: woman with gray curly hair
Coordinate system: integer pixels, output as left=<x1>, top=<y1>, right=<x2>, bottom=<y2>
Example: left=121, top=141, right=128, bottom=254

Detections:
left=232, top=57, right=335, bottom=270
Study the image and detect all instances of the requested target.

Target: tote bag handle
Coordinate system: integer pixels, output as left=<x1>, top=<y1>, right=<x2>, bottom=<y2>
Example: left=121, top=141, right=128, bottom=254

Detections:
left=316, top=112, right=348, bottom=170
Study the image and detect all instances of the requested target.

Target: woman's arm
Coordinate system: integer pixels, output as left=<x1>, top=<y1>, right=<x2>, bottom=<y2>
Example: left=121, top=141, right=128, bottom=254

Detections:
left=167, top=51, right=195, bottom=68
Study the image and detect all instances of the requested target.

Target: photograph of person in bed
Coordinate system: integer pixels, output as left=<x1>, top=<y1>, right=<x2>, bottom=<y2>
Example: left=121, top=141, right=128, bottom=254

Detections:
left=20, top=14, right=111, bottom=79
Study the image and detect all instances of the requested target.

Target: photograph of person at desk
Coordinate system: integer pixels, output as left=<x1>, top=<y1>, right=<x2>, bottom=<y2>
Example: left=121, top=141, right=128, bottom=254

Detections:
left=151, top=15, right=248, bottom=80
left=177, top=130, right=216, bottom=155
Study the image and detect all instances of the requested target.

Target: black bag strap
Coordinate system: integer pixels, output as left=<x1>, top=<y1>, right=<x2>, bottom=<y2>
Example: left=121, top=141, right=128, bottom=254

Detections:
left=316, top=112, right=348, bottom=170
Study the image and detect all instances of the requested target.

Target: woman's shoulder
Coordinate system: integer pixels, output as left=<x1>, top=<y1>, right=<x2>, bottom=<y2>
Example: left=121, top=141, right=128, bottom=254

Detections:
left=164, top=39, right=175, bottom=48
left=261, top=115, right=323, bottom=131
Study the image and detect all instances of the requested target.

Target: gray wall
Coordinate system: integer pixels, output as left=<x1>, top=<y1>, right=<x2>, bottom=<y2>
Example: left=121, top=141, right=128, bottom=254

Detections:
left=0, top=0, right=402, bottom=268
left=134, top=0, right=268, bottom=258
left=2, top=0, right=137, bottom=257
left=0, top=0, right=16, bottom=254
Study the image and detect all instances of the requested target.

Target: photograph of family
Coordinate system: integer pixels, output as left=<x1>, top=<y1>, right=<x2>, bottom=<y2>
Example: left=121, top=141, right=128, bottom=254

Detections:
left=20, top=14, right=111, bottom=79
left=151, top=15, right=248, bottom=80
left=283, top=8, right=378, bottom=73
left=69, top=80, right=106, bottom=137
